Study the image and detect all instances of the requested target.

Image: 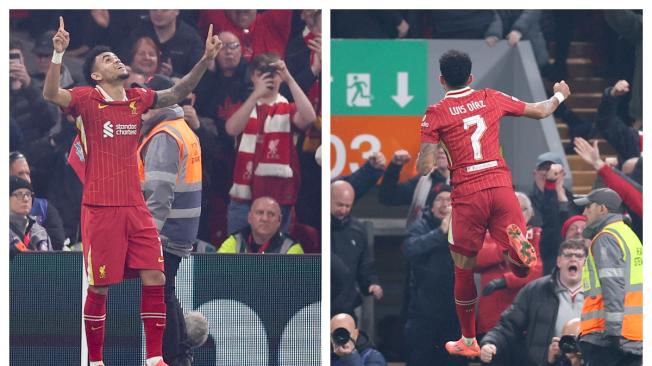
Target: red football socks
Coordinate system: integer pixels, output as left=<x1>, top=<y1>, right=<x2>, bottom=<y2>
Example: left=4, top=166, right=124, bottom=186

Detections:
left=141, top=285, right=167, bottom=359
left=84, top=289, right=107, bottom=362
left=453, top=266, right=478, bottom=339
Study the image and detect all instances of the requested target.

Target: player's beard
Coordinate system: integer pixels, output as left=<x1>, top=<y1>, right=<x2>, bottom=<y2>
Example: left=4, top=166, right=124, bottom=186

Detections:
left=117, top=71, right=130, bottom=81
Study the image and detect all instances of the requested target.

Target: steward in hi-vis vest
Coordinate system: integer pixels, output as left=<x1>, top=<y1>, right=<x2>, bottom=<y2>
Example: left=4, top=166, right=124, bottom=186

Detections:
left=574, top=188, right=642, bottom=362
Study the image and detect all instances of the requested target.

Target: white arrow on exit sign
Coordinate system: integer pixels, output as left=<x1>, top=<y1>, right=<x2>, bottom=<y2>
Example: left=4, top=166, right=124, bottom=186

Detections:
left=391, top=72, right=414, bottom=108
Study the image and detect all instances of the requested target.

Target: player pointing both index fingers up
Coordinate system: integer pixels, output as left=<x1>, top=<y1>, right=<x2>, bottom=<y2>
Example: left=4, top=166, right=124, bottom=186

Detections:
left=416, top=50, right=570, bottom=358
left=43, top=16, right=221, bottom=366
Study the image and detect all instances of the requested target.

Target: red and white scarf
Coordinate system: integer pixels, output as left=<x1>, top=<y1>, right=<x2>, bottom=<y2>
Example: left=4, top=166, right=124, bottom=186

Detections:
left=230, top=94, right=294, bottom=201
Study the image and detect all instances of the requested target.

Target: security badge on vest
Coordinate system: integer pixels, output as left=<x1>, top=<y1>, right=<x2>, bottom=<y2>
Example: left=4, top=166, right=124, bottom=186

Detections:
left=581, top=221, right=643, bottom=341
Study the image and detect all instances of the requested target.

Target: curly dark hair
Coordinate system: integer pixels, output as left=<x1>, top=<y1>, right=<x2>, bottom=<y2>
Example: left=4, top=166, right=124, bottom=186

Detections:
left=83, top=45, right=114, bottom=86
left=439, top=49, right=472, bottom=89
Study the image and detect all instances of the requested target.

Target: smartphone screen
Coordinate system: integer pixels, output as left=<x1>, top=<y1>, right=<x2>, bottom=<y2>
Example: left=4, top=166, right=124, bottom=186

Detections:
left=9, top=52, right=21, bottom=64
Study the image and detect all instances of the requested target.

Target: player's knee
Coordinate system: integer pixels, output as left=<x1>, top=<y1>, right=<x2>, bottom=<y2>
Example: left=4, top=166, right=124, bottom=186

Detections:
left=89, top=285, right=109, bottom=296
left=140, top=269, right=166, bottom=286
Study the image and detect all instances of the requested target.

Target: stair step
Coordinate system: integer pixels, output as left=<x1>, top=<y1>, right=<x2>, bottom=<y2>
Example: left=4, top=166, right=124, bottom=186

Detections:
left=567, top=154, right=616, bottom=170
left=574, top=185, right=594, bottom=195
left=564, top=92, right=603, bottom=109
left=557, top=122, right=568, bottom=139
left=572, top=107, right=597, bottom=121
left=549, top=41, right=596, bottom=59
left=572, top=170, right=598, bottom=186
left=562, top=138, right=616, bottom=155
left=544, top=77, right=610, bottom=94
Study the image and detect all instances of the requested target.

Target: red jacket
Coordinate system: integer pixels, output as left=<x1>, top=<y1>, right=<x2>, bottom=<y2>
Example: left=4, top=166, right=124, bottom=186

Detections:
left=475, top=227, right=543, bottom=334
left=197, top=10, right=293, bottom=61
left=597, top=165, right=642, bottom=217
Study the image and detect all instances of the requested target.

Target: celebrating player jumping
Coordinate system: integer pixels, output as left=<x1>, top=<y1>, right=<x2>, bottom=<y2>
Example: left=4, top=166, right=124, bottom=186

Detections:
left=42, top=16, right=222, bottom=366
left=416, top=49, right=571, bottom=358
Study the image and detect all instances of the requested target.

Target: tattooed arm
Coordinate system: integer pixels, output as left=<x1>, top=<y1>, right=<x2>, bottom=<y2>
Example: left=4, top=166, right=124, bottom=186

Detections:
left=522, top=80, right=571, bottom=119
left=154, top=24, right=222, bottom=108
left=416, top=142, right=437, bottom=176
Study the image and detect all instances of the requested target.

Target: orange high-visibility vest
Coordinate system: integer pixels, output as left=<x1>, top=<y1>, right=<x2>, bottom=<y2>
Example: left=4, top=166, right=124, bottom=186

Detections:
left=581, top=221, right=642, bottom=341
left=137, top=118, right=202, bottom=186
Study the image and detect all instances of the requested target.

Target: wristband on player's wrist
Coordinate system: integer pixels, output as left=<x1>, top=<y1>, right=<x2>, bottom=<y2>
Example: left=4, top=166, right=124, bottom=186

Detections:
left=51, top=50, right=65, bottom=64
left=553, top=92, right=565, bottom=104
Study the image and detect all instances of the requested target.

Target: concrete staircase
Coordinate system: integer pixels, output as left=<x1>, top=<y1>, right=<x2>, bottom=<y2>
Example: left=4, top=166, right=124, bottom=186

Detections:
left=545, top=41, right=617, bottom=195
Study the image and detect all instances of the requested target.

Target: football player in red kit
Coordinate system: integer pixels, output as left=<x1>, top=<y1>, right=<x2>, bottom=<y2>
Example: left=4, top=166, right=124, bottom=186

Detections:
left=416, top=50, right=571, bottom=357
left=43, top=17, right=222, bottom=366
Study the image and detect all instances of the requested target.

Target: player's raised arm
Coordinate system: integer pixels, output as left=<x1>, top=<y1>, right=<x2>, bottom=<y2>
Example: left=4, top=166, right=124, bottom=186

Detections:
left=43, top=16, right=72, bottom=107
left=522, top=80, right=571, bottom=120
left=154, top=23, right=223, bottom=108
left=416, top=142, right=437, bottom=176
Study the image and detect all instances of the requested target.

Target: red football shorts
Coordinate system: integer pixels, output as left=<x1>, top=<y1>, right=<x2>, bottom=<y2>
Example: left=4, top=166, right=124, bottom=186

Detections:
left=449, top=186, right=527, bottom=258
left=81, top=204, right=164, bottom=286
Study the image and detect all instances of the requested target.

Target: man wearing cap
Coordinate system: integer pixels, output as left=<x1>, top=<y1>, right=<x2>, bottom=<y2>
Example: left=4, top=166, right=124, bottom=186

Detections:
left=137, top=74, right=204, bottom=366
left=530, top=151, right=580, bottom=275
left=573, top=188, right=642, bottom=365
left=31, top=30, right=81, bottom=89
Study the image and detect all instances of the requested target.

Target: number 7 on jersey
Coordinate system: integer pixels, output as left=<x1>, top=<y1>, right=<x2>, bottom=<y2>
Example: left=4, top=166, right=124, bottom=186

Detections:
left=463, top=115, right=486, bottom=160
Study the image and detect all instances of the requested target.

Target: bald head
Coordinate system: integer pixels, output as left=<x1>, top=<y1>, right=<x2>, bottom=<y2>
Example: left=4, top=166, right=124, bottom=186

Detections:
left=562, top=317, right=581, bottom=336
left=330, top=313, right=359, bottom=342
left=621, top=157, right=639, bottom=176
left=331, top=180, right=355, bottom=220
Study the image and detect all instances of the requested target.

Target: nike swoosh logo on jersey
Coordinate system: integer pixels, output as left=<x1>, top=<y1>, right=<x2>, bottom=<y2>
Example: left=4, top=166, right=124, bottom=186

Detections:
left=158, top=257, right=164, bottom=263
left=156, top=323, right=166, bottom=327
left=91, top=325, right=104, bottom=331
left=98, top=104, right=109, bottom=109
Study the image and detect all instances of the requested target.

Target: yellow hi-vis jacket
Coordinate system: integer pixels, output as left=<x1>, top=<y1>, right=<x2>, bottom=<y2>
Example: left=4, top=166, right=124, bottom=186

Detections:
left=581, top=220, right=642, bottom=341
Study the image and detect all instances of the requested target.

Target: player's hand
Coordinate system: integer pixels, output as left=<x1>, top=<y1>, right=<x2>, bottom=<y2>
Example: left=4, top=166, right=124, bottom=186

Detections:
left=480, top=344, right=497, bottom=363
left=369, top=284, right=383, bottom=300
left=392, top=149, right=412, bottom=165
left=270, top=59, right=292, bottom=83
left=368, top=151, right=387, bottom=170
left=160, top=57, right=174, bottom=77
left=507, top=30, right=522, bottom=46
left=610, top=80, right=630, bottom=97
left=545, top=163, right=563, bottom=181
left=202, top=24, right=222, bottom=61
left=573, top=137, right=604, bottom=171
left=485, top=36, right=499, bottom=47
left=53, top=16, right=70, bottom=53
left=333, top=340, right=356, bottom=357
left=547, top=337, right=561, bottom=363
left=553, top=80, right=571, bottom=100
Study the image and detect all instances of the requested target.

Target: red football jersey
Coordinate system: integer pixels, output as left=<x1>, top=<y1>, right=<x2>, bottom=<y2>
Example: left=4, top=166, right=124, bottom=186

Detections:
left=63, top=86, right=156, bottom=206
left=420, top=87, right=526, bottom=198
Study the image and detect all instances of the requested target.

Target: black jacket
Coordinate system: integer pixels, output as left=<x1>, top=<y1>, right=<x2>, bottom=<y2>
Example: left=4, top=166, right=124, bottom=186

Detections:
left=378, top=163, right=447, bottom=206
left=331, top=215, right=379, bottom=315
left=480, top=272, right=560, bottom=366
left=403, top=211, right=456, bottom=322
left=331, top=331, right=387, bottom=366
left=596, top=87, right=641, bottom=164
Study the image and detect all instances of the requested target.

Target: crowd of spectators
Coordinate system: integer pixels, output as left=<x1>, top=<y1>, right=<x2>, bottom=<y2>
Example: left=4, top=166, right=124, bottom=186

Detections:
left=9, top=9, right=322, bottom=255
left=331, top=9, right=643, bottom=365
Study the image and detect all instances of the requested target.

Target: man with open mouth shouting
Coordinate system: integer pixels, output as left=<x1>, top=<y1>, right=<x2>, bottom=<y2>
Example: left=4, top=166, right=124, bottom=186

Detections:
left=478, top=239, right=586, bottom=366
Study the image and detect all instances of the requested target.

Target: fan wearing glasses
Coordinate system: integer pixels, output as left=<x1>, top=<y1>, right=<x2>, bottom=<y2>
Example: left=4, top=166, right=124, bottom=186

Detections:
left=10, top=175, right=53, bottom=257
